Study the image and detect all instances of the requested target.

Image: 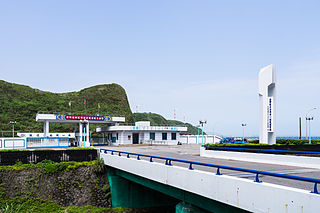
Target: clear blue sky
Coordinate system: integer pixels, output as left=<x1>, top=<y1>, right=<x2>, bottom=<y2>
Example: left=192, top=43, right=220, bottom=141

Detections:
left=1, top=1, right=320, bottom=137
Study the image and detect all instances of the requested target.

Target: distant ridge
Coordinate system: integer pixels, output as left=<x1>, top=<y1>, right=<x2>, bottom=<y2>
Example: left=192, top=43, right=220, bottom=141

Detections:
left=0, top=80, right=133, bottom=132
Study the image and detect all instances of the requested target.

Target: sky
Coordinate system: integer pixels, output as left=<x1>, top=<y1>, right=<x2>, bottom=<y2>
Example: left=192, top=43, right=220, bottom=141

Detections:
left=1, top=0, right=320, bottom=137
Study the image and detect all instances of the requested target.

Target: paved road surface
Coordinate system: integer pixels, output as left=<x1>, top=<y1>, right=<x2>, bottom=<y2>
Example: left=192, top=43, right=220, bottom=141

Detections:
left=97, top=144, right=320, bottom=191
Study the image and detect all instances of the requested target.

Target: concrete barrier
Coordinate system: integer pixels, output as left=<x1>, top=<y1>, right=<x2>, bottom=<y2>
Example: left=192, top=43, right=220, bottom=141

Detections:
left=200, top=147, right=320, bottom=169
left=101, top=151, right=320, bottom=213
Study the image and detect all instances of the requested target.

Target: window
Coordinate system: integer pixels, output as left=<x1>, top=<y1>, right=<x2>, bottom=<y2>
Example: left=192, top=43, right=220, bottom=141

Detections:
left=162, top=133, right=167, bottom=140
left=128, top=135, right=131, bottom=140
left=116, top=133, right=118, bottom=140
left=171, top=133, right=176, bottom=140
left=150, top=132, right=155, bottom=140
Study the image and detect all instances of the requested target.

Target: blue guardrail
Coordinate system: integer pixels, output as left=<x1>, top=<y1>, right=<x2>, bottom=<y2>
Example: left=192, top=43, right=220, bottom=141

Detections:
left=100, top=148, right=320, bottom=194
left=204, top=146, right=320, bottom=155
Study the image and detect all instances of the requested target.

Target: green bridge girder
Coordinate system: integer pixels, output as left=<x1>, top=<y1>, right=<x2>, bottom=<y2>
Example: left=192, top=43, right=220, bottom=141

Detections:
left=107, top=167, right=248, bottom=213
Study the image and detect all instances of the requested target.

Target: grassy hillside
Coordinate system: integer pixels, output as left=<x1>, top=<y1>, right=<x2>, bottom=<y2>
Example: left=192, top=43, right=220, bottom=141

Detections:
left=0, top=80, right=133, bottom=132
left=133, top=112, right=202, bottom=135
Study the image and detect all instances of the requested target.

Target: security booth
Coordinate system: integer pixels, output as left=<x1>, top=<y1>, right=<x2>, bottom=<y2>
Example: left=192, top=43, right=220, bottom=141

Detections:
left=35, top=113, right=125, bottom=148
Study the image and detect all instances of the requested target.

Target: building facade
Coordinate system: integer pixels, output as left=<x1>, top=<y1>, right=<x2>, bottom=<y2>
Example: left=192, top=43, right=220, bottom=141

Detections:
left=96, top=121, right=188, bottom=145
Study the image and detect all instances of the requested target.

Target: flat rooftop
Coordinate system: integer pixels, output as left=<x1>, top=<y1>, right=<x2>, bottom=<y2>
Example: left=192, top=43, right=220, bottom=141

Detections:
left=36, top=113, right=125, bottom=124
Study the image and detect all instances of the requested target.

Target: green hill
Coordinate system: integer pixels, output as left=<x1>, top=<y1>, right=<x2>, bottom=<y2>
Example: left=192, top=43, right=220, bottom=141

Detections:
left=0, top=80, right=133, bottom=133
left=133, top=112, right=202, bottom=135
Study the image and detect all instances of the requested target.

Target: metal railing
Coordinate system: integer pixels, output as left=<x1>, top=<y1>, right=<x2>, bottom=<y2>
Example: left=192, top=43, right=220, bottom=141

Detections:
left=204, top=146, right=320, bottom=155
left=100, top=148, right=320, bottom=194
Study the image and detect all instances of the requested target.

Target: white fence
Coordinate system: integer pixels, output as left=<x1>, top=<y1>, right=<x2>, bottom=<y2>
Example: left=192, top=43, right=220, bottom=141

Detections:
left=0, top=138, right=26, bottom=149
left=26, top=137, right=69, bottom=148
left=180, top=135, right=221, bottom=144
left=0, top=137, right=69, bottom=149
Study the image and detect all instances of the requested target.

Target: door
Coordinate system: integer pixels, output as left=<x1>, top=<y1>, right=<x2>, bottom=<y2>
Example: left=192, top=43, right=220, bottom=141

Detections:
left=133, top=133, right=139, bottom=144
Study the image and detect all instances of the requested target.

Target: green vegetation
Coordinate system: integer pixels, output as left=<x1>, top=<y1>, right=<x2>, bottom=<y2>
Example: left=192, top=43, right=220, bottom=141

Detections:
left=204, top=143, right=266, bottom=147
left=0, top=80, right=133, bottom=133
left=0, top=160, right=120, bottom=212
left=0, top=159, right=100, bottom=173
left=0, top=197, right=128, bottom=213
left=276, top=139, right=320, bottom=145
left=133, top=112, right=202, bottom=135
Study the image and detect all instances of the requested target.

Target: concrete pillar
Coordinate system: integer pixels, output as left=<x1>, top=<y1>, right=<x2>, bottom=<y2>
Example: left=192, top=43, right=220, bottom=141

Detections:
left=79, top=123, right=83, bottom=147
left=107, top=167, right=177, bottom=208
left=43, top=121, right=49, bottom=137
left=103, top=132, right=106, bottom=144
left=258, top=64, right=276, bottom=145
left=86, top=122, right=90, bottom=147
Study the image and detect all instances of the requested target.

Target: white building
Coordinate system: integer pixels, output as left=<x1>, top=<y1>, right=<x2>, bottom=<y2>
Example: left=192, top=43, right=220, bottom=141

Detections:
left=96, top=121, right=188, bottom=145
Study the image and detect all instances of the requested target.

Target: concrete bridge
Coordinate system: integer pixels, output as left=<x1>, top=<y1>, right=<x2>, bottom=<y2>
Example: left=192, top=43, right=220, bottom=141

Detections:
left=99, top=146, right=320, bottom=213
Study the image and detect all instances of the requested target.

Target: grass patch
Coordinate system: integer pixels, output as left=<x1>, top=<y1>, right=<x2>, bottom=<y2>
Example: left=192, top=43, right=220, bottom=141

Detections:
left=0, top=197, right=126, bottom=213
left=204, top=143, right=267, bottom=147
left=67, top=148, right=96, bottom=151
left=0, top=159, right=102, bottom=174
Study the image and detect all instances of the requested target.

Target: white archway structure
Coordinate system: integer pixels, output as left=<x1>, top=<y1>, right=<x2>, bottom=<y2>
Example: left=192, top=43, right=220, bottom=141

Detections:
left=258, top=64, right=276, bottom=144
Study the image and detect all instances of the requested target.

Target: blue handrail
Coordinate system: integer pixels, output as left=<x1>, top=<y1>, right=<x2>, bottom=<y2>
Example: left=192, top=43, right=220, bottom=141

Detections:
left=100, top=148, right=320, bottom=194
left=204, top=146, right=320, bottom=155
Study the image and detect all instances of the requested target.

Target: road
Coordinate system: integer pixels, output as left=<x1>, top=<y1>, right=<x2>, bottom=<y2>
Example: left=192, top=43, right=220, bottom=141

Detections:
left=97, top=144, right=320, bottom=191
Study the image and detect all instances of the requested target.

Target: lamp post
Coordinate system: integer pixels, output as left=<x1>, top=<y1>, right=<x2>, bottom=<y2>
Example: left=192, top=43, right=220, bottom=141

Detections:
left=10, top=121, right=16, bottom=149
left=306, top=117, right=314, bottom=144
left=241, top=123, right=247, bottom=143
left=305, top=108, right=316, bottom=140
left=199, top=120, right=207, bottom=146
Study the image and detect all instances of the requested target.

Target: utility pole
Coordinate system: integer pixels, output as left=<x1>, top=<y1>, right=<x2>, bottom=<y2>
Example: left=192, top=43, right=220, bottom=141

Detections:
left=241, top=123, right=247, bottom=143
left=306, top=117, right=314, bottom=144
left=306, top=108, right=316, bottom=140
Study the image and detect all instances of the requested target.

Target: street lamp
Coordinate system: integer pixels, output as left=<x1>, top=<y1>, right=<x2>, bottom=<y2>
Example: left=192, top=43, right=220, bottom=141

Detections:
left=306, top=117, right=314, bottom=144
left=306, top=108, right=316, bottom=140
left=199, top=120, right=207, bottom=146
left=9, top=121, right=16, bottom=149
left=241, top=123, right=247, bottom=143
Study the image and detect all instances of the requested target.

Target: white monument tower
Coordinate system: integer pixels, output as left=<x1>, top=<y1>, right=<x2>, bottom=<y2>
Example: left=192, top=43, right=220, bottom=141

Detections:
left=258, top=64, right=276, bottom=145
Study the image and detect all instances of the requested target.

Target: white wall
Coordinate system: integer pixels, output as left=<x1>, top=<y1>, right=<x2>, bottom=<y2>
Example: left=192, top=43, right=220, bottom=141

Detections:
left=109, top=131, right=182, bottom=145
left=180, top=135, right=221, bottom=144
left=101, top=151, right=320, bottom=213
